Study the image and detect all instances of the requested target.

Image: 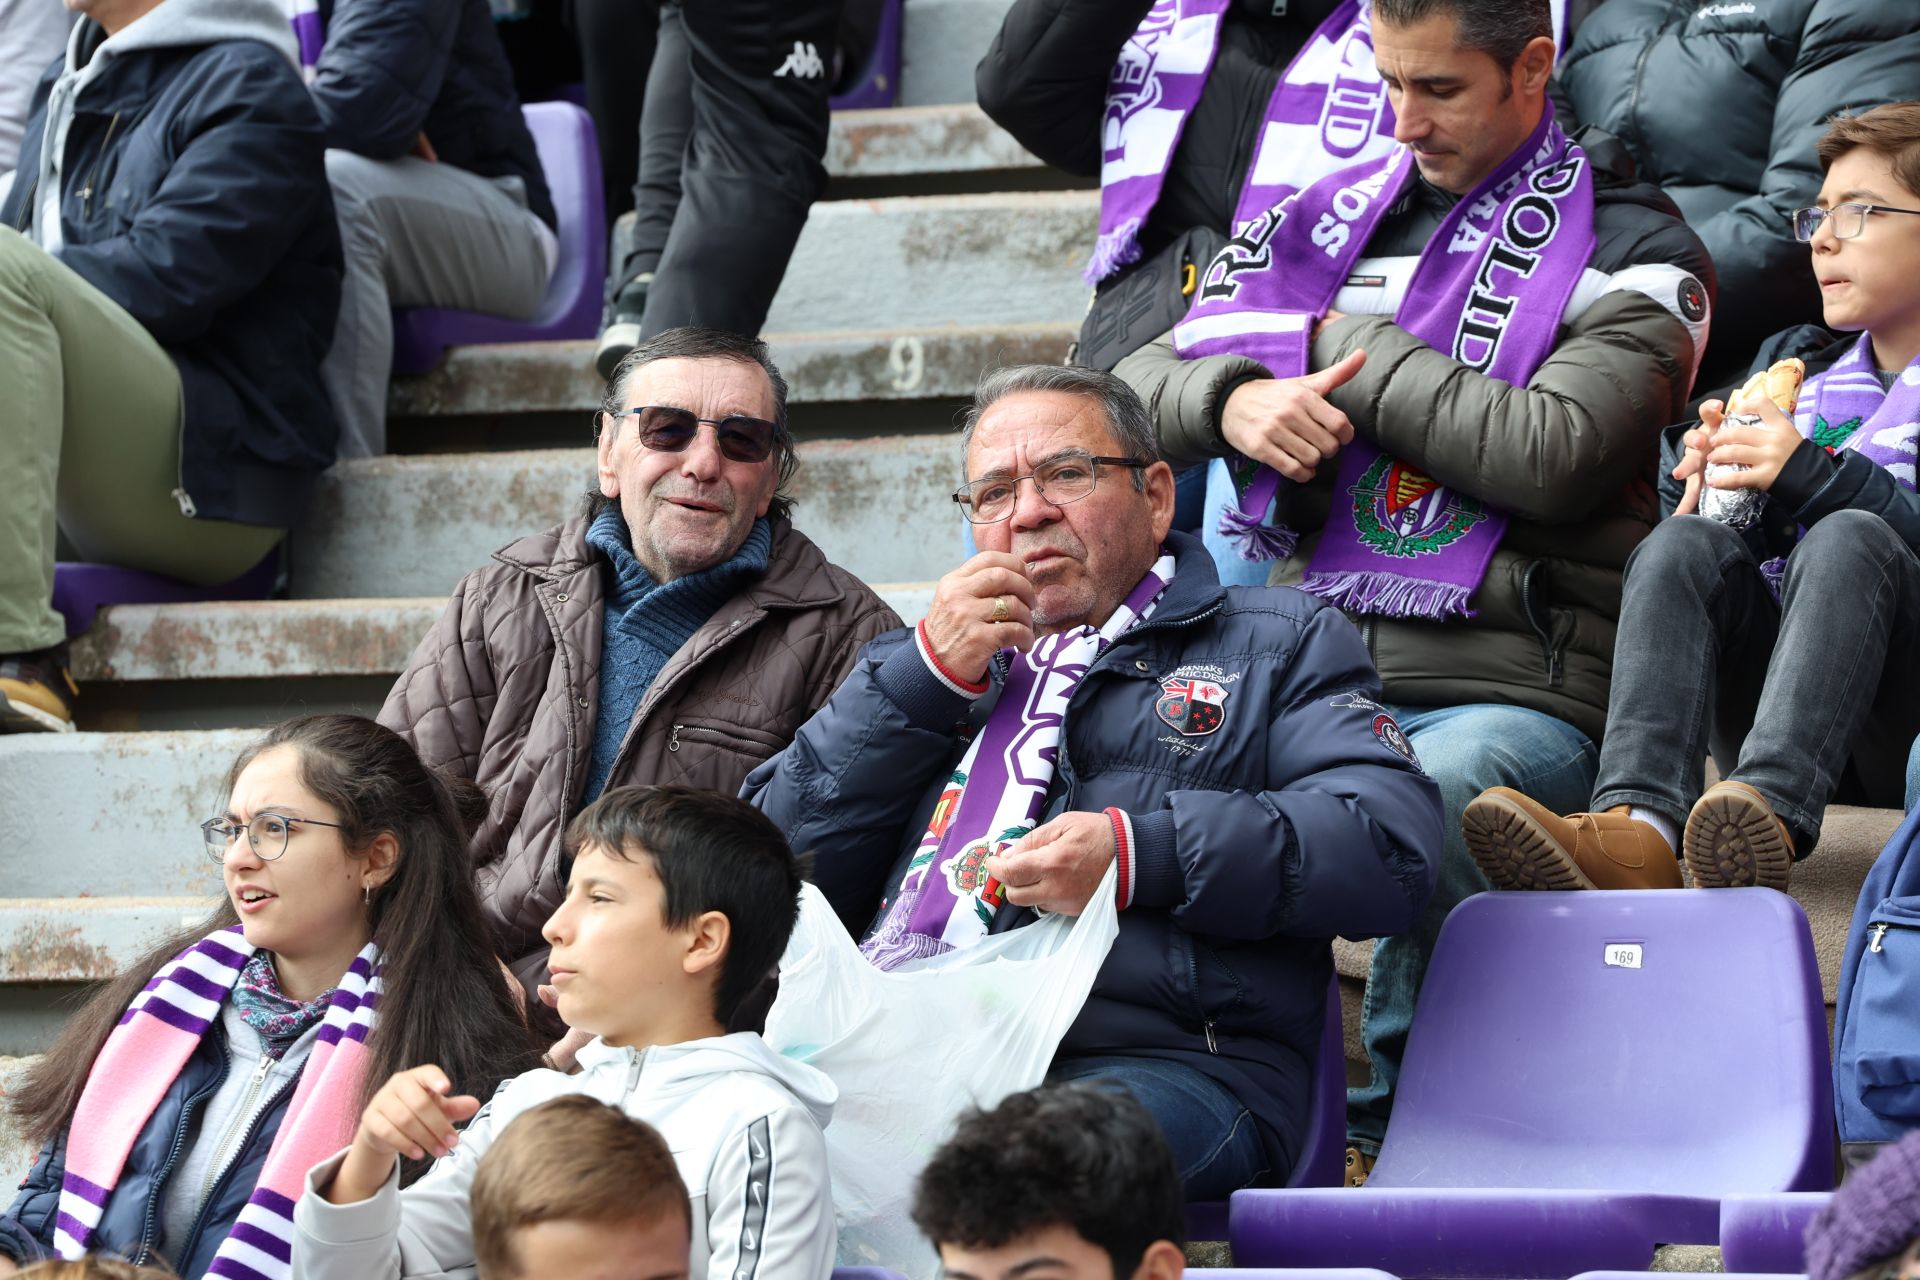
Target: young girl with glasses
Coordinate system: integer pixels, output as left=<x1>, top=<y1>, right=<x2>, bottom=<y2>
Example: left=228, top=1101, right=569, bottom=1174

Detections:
left=0, top=716, right=539, bottom=1279
left=1459, top=101, right=1920, bottom=893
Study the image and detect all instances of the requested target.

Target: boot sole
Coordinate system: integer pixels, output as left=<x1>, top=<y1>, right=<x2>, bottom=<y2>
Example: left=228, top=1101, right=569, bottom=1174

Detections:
left=1462, top=793, right=1597, bottom=891
left=0, top=691, right=74, bottom=733
left=1683, top=789, right=1791, bottom=889
left=595, top=322, right=643, bottom=382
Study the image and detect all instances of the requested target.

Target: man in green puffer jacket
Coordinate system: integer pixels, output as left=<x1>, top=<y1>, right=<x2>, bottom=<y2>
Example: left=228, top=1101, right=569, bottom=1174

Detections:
left=1113, top=0, right=1713, bottom=1178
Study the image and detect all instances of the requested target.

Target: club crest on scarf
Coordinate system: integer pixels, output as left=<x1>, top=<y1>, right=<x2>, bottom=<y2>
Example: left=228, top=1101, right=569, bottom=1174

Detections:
left=1350, top=457, right=1487, bottom=557
left=1155, top=675, right=1228, bottom=736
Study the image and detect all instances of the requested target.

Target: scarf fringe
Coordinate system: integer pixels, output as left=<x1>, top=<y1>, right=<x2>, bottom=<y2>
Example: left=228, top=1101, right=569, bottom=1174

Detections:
left=1217, top=505, right=1299, bottom=563
left=1760, top=555, right=1787, bottom=605
left=1298, top=569, right=1477, bottom=620
left=1084, top=227, right=1143, bottom=286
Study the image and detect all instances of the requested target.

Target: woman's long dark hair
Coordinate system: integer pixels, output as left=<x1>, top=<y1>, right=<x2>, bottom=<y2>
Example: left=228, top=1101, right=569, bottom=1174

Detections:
left=10, top=715, right=541, bottom=1181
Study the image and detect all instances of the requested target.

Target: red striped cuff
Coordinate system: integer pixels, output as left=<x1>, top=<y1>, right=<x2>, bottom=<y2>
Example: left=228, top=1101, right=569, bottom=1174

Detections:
left=916, top=619, right=991, bottom=698
left=1107, top=807, right=1135, bottom=910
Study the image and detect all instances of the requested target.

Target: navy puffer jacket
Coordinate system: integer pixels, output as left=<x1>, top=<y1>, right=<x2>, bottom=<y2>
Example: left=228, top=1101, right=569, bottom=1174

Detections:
left=310, top=0, right=554, bottom=231
left=1, top=16, right=342, bottom=529
left=1558, top=0, right=1920, bottom=389
left=2, top=1022, right=297, bottom=1277
left=745, top=532, right=1442, bottom=1179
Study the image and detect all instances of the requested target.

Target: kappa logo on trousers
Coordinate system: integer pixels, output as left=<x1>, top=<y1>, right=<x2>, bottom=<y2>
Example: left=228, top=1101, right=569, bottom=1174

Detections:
left=774, top=40, right=826, bottom=79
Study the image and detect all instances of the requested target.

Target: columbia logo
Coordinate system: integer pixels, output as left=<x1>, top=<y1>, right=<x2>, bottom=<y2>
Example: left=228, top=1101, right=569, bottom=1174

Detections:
left=1695, top=2, right=1756, bottom=16
left=774, top=40, right=826, bottom=79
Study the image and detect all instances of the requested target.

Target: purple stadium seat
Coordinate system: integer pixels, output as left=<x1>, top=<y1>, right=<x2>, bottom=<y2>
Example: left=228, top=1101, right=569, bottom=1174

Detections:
left=829, top=0, right=903, bottom=111
left=389, top=101, right=607, bottom=377
left=1188, top=972, right=1346, bottom=1240
left=1573, top=1274, right=1804, bottom=1280
left=1229, top=890, right=1835, bottom=1280
left=1204, top=1272, right=1401, bottom=1280
left=832, top=1270, right=908, bottom=1280
left=52, top=554, right=279, bottom=638
left=1719, top=1192, right=1831, bottom=1275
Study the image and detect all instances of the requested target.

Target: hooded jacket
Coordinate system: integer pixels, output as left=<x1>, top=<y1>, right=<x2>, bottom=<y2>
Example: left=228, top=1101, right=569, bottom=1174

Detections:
left=744, top=532, right=1443, bottom=1179
left=309, top=0, right=554, bottom=231
left=0, top=0, right=342, bottom=528
left=1114, top=137, right=1714, bottom=743
left=290, top=1033, right=838, bottom=1280
left=378, top=514, right=901, bottom=988
left=1558, top=0, right=1920, bottom=390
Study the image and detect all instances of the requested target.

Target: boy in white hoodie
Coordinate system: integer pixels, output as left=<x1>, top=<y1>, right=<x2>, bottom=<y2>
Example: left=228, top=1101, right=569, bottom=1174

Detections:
left=290, top=786, right=838, bottom=1280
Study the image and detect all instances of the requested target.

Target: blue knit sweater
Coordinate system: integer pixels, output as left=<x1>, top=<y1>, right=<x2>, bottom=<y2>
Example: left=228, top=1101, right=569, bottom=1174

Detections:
left=580, top=506, right=772, bottom=804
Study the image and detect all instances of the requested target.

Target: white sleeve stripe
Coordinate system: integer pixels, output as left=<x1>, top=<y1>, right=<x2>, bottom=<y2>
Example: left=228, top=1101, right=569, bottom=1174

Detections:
left=732, top=1116, right=773, bottom=1280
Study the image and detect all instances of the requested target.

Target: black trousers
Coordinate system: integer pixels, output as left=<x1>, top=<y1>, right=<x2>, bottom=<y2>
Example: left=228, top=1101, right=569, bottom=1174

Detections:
left=608, top=0, right=841, bottom=339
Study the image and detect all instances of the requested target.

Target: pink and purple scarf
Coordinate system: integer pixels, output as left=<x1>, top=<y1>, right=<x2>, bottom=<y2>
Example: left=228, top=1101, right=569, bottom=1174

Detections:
left=55, top=927, right=380, bottom=1279
left=1089, top=0, right=1397, bottom=284
left=863, top=556, right=1175, bottom=969
left=1174, top=111, right=1595, bottom=619
left=1758, top=336, right=1920, bottom=592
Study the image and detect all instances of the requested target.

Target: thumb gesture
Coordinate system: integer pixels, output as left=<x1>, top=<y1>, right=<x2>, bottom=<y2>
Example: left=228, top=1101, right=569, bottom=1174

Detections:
left=1302, top=348, right=1367, bottom=397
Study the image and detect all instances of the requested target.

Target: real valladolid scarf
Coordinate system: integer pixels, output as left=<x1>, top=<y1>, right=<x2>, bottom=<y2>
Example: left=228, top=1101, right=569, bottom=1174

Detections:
left=55, top=928, right=380, bottom=1279
left=863, top=556, right=1176, bottom=969
left=1757, top=337, right=1920, bottom=592
left=1175, top=110, right=1595, bottom=619
left=1089, top=0, right=1398, bottom=284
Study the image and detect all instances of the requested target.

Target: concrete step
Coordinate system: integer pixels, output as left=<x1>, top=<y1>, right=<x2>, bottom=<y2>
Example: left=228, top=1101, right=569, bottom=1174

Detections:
left=826, top=103, right=1056, bottom=193
left=0, top=897, right=216, bottom=983
left=763, top=191, right=1094, bottom=335
left=902, top=0, right=1017, bottom=108
left=387, top=322, right=1075, bottom=427
left=291, top=435, right=962, bottom=599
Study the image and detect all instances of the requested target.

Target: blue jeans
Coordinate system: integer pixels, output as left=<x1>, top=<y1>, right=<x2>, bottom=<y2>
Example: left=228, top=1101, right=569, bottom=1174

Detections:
left=1049, top=1054, right=1271, bottom=1198
left=1202, top=456, right=1275, bottom=587
left=1346, top=702, right=1597, bottom=1154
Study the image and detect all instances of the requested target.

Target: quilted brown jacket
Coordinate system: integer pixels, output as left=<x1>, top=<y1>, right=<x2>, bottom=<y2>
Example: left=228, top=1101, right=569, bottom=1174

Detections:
left=379, top=512, right=901, bottom=973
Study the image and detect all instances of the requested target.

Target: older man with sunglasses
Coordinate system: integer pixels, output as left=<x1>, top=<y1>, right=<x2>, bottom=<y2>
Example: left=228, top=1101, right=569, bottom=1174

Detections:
left=746, top=363, right=1442, bottom=1197
left=379, top=326, right=899, bottom=1021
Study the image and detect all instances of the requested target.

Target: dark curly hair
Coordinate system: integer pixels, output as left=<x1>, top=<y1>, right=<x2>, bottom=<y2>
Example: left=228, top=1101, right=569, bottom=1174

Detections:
left=911, top=1083, right=1185, bottom=1275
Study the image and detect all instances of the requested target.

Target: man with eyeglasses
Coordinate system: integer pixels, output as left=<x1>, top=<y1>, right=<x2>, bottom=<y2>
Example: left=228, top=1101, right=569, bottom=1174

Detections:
left=1462, top=101, right=1920, bottom=897
left=378, top=325, right=899, bottom=1023
left=746, top=363, right=1443, bottom=1197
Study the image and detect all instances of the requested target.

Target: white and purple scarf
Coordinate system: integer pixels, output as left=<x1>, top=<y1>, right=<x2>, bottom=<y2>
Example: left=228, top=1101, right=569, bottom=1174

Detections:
left=55, top=927, right=380, bottom=1279
left=863, top=557, right=1175, bottom=969
left=278, top=0, right=322, bottom=80
left=1758, top=337, right=1920, bottom=592
left=1089, top=0, right=1397, bottom=284
left=1174, top=111, right=1595, bottom=619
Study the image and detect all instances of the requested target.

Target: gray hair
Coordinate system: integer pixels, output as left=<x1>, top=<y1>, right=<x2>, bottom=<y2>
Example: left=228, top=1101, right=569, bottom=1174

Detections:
left=959, top=364, right=1161, bottom=491
left=589, top=326, right=797, bottom=523
left=1372, top=0, right=1551, bottom=72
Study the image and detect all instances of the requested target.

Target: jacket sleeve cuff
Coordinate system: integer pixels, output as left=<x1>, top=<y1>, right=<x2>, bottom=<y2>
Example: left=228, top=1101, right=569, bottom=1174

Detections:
left=295, top=1148, right=401, bottom=1245
left=1124, top=808, right=1183, bottom=910
left=1776, top=436, right=1842, bottom=516
left=871, top=624, right=983, bottom=730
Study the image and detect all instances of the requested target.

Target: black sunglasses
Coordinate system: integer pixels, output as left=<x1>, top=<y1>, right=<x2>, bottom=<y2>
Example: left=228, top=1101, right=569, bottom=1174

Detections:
left=607, top=405, right=780, bottom=464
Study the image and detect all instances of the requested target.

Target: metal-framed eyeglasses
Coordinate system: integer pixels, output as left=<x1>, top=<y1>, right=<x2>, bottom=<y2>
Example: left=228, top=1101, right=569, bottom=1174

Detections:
left=201, top=813, right=348, bottom=863
left=952, top=451, right=1153, bottom=525
left=1791, top=201, right=1920, bottom=242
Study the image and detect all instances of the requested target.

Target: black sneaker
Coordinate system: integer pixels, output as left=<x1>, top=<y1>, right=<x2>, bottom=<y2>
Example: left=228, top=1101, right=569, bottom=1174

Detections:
left=595, top=272, right=652, bottom=381
left=0, top=643, right=78, bottom=733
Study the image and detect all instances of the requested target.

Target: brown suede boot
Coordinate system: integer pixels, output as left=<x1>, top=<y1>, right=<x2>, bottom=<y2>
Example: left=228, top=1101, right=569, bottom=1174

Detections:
left=1683, top=781, right=1795, bottom=890
left=1463, top=787, right=1683, bottom=891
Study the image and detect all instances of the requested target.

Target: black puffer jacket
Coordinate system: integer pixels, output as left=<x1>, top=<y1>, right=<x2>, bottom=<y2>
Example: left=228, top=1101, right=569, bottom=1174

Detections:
left=977, top=0, right=1346, bottom=268
left=1559, top=0, right=1920, bottom=390
left=311, top=0, right=554, bottom=230
left=1, top=6, right=342, bottom=529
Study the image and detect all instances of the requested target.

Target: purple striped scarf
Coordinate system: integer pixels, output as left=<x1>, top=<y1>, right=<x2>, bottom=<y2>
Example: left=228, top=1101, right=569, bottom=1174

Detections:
left=55, top=927, right=380, bottom=1278
left=1757, top=336, right=1920, bottom=593
left=1089, top=0, right=1396, bottom=284
left=863, top=556, right=1175, bottom=969
left=1174, top=110, right=1595, bottom=618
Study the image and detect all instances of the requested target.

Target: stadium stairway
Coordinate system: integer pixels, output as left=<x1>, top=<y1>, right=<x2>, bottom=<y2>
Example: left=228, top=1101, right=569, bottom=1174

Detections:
left=0, top=2, right=1902, bottom=1228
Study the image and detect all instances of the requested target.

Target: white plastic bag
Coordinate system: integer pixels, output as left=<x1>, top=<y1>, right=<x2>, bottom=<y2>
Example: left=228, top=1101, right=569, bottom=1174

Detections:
left=765, top=866, right=1120, bottom=1280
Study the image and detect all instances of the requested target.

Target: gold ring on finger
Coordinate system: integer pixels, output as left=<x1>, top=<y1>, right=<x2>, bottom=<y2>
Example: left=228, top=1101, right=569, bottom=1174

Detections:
left=990, top=595, right=1010, bottom=623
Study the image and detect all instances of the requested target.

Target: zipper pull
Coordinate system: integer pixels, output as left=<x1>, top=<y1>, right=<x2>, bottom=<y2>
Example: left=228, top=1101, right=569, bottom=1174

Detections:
left=171, top=487, right=197, bottom=517
left=1870, top=922, right=1891, bottom=954
left=1203, top=1021, right=1219, bottom=1054
left=666, top=724, right=682, bottom=753
left=253, top=1051, right=274, bottom=1082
